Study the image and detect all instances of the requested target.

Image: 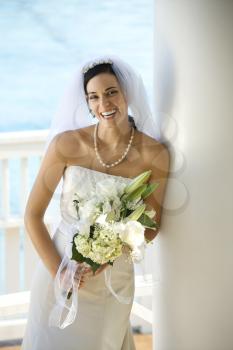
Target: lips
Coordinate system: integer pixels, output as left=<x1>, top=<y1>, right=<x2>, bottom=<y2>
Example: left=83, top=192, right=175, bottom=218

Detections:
left=101, top=109, right=117, bottom=119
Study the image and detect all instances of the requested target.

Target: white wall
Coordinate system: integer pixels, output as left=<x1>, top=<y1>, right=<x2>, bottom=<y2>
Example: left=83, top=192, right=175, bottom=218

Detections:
left=153, top=1, right=233, bottom=349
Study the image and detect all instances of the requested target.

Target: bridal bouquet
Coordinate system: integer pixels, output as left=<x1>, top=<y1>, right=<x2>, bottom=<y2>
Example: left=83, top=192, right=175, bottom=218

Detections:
left=70, top=170, right=159, bottom=275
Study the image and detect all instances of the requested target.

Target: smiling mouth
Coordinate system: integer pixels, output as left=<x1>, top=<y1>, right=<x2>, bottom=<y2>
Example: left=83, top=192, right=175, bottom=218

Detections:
left=101, top=110, right=117, bottom=119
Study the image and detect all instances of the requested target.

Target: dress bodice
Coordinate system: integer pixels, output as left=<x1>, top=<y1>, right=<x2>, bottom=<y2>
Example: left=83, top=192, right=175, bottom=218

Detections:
left=60, top=165, right=132, bottom=225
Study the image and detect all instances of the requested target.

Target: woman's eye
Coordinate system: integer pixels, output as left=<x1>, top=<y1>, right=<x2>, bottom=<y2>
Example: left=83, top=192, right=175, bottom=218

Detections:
left=89, top=90, right=117, bottom=100
left=89, top=95, right=98, bottom=100
left=108, top=90, right=117, bottom=95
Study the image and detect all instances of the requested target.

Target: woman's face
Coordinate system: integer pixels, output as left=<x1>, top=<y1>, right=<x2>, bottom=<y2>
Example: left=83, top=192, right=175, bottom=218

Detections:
left=86, top=72, right=128, bottom=125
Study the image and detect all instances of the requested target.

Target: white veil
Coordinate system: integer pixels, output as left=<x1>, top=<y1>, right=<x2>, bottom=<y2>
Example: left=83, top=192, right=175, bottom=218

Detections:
left=45, top=54, right=161, bottom=151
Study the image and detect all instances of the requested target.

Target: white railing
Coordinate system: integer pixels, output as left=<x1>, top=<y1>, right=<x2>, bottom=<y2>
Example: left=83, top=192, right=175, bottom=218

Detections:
left=0, top=130, right=153, bottom=342
left=0, top=130, right=49, bottom=293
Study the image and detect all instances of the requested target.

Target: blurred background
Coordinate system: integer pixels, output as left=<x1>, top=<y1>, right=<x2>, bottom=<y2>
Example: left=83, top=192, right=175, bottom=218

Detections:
left=0, top=0, right=153, bottom=132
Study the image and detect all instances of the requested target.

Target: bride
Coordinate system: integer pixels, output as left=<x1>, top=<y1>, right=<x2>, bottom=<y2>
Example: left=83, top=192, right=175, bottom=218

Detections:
left=21, top=55, right=170, bottom=349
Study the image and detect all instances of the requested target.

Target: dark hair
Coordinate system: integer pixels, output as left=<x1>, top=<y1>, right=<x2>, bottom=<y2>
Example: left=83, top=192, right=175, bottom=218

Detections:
left=83, top=63, right=136, bottom=129
left=128, top=115, right=136, bottom=129
left=83, top=63, right=116, bottom=95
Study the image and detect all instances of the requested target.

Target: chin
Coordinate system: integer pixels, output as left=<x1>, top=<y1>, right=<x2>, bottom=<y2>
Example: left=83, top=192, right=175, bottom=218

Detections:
left=100, top=115, right=120, bottom=124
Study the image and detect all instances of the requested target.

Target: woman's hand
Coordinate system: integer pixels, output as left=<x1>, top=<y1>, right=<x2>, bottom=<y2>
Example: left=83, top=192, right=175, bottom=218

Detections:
left=94, top=263, right=109, bottom=276
left=77, top=263, right=109, bottom=289
left=75, top=265, right=92, bottom=289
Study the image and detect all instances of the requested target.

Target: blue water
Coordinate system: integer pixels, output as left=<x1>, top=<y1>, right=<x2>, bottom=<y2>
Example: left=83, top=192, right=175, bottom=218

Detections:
left=0, top=0, right=153, bottom=132
left=0, top=0, right=153, bottom=293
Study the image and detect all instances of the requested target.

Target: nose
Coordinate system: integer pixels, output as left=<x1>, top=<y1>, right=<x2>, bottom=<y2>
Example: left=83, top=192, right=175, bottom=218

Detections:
left=99, top=95, right=111, bottom=110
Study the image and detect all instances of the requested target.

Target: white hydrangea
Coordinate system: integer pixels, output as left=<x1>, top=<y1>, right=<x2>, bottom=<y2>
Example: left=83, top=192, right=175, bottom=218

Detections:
left=73, top=223, right=123, bottom=265
left=74, top=235, right=91, bottom=257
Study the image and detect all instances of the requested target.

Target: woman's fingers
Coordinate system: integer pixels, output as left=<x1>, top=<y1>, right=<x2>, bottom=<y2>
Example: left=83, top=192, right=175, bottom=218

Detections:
left=75, top=263, right=109, bottom=289
left=82, top=268, right=92, bottom=275
left=94, top=263, right=108, bottom=276
left=76, top=273, right=89, bottom=289
left=79, top=263, right=109, bottom=277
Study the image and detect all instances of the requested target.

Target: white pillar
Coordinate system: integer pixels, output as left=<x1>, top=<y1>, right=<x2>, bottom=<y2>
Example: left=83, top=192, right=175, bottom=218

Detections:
left=153, top=1, right=233, bottom=349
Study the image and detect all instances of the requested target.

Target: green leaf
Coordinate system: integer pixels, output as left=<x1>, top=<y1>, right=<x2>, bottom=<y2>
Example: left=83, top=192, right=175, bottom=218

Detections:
left=83, top=258, right=101, bottom=274
left=70, top=233, right=84, bottom=262
left=141, top=182, right=160, bottom=199
left=120, top=207, right=129, bottom=219
left=89, top=225, right=95, bottom=239
left=138, top=213, right=159, bottom=230
left=71, top=244, right=85, bottom=263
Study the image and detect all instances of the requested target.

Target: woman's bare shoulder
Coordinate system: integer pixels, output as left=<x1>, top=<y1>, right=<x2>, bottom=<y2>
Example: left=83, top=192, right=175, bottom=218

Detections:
left=56, top=125, right=93, bottom=142
left=50, top=126, right=93, bottom=163
left=53, top=126, right=94, bottom=156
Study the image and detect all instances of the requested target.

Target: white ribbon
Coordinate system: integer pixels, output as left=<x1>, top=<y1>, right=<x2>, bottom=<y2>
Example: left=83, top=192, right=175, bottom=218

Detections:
left=49, top=220, right=132, bottom=329
left=104, top=268, right=131, bottom=304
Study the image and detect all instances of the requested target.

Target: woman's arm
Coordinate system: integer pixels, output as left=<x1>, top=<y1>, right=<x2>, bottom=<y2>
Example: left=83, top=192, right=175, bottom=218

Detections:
left=24, top=133, right=67, bottom=278
left=144, top=142, right=170, bottom=242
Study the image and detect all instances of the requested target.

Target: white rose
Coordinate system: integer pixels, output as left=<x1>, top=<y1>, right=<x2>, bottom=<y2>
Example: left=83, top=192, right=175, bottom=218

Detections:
left=118, top=221, right=145, bottom=248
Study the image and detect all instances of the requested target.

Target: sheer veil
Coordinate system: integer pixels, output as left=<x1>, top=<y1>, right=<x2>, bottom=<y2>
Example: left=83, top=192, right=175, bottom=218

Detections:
left=44, top=54, right=161, bottom=152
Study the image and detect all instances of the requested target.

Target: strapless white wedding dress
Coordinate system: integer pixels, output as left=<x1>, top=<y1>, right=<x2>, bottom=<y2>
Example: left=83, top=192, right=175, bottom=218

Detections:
left=21, top=165, right=136, bottom=350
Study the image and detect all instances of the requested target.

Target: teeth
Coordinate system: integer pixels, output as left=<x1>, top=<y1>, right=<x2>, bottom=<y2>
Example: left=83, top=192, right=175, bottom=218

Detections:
left=101, top=110, right=116, bottom=116
left=102, top=114, right=116, bottom=119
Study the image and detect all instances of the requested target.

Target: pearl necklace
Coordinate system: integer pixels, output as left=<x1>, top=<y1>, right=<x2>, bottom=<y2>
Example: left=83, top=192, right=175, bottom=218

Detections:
left=94, top=123, right=135, bottom=168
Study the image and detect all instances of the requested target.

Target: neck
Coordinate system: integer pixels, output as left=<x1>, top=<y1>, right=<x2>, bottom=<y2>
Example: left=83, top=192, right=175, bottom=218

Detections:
left=96, top=120, right=132, bottom=150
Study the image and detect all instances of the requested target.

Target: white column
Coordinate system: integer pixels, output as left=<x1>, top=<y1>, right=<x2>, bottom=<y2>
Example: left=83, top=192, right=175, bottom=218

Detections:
left=153, top=1, right=233, bottom=349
